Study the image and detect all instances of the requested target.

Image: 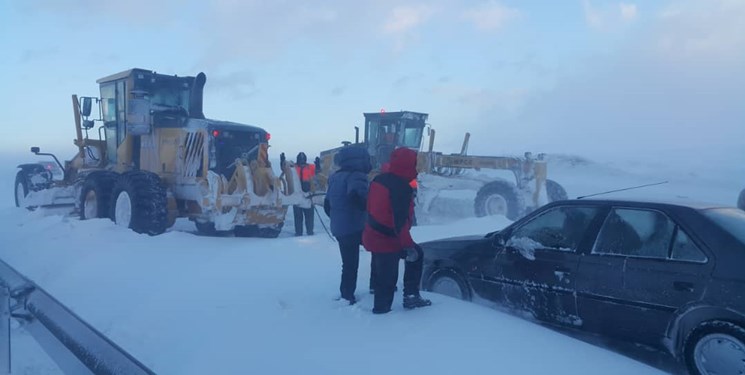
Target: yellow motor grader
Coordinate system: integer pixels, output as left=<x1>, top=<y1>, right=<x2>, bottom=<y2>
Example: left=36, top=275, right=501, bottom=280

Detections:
left=14, top=68, right=304, bottom=237
left=317, top=111, right=567, bottom=221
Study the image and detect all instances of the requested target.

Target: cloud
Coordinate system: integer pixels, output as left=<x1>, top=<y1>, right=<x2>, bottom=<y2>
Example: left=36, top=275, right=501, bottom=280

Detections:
left=206, top=69, right=259, bottom=100
left=383, top=4, right=437, bottom=34
left=583, top=0, right=638, bottom=30
left=492, top=54, right=553, bottom=77
left=582, top=0, right=604, bottom=28
left=393, top=76, right=411, bottom=88
left=330, top=86, right=346, bottom=96
left=653, top=0, right=745, bottom=62
left=429, top=83, right=529, bottom=113
left=382, top=4, right=438, bottom=52
left=19, top=48, right=59, bottom=63
left=462, top=1, right=520, bottom=31
left=619, top=3, right=637, bottom=21
left=15, top=0, right=182, bottom=26
left=481, top=0, right=745, bottom=161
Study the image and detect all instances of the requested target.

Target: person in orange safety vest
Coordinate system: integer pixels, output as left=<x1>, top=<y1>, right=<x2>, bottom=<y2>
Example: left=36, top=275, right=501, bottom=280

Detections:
left=294, top=152, right=316, bottom=236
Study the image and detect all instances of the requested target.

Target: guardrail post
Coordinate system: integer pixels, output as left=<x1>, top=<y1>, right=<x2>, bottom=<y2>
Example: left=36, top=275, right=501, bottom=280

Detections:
left=0, top=286, right=10, bottom=374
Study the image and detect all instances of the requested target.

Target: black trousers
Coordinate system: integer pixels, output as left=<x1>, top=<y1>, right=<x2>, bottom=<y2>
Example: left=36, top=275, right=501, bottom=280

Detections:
left=371, top=246, right=424, bottom=313
left=293, top=206, right=314, bottom=235
left=337, top=232, right=362, bottom=300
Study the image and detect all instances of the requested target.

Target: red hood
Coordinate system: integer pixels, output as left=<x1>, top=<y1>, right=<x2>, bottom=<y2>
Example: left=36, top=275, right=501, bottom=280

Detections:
left=388, top=148, right=417, bottom=181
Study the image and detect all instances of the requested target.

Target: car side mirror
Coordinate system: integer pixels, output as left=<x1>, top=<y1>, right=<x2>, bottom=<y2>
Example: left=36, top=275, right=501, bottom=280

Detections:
left=491, top=233, right=506, bottom=248
left=30, top=147, right=40, bottom=154
left=81, top=97, right=92, bottom=117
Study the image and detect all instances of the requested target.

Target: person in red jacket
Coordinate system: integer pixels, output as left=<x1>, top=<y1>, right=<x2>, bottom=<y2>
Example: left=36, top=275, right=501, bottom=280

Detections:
left=363, top=148, right=432, bottom=314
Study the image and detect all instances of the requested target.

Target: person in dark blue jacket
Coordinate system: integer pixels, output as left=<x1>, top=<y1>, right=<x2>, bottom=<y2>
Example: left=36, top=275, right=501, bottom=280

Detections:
left=324, top=145, right=372, bottom=305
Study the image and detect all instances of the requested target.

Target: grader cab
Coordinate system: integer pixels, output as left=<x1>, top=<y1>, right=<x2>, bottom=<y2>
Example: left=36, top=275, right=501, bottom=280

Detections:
left=14, top=68, right=304, bottom=237
left=317, top=110, right=567, bottom=221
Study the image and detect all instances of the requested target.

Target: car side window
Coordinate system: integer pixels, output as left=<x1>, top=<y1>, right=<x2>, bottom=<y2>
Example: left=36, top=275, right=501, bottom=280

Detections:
left=508, top=206, right=599, bottom=252
left=671, top=229, right=707, bottom=263
left=592, top=208, right=674, bottom=258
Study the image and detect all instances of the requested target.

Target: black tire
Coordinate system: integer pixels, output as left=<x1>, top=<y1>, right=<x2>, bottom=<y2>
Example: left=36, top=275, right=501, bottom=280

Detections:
left=235, top=223, right=283, bottom=238
left=738, top=189, right=745, bottom=211
left=14, top=170, right=29, bottom=208
left=546, top=179, right=568, bottom=202
left=684, top=320, right=745, bottom=375
left=426, top=269, right=472, bottom=301
left=258, top=223, right=283, bottom=238
left=474, top=179, right=524, bottom=220
left=195, top=221, right=232, bottom=236
left=79, top=171, right=118, bottom=220
left=110, top=171, right=169, bottom=235
left=234, top=225, right=258, bottom=237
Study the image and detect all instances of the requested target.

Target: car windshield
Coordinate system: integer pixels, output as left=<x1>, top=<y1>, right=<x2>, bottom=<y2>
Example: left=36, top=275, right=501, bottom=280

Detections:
left=702, top=208, right=745, bottom=245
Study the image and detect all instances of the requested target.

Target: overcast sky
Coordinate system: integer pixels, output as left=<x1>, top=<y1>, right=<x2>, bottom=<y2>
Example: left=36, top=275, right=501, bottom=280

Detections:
left=0, top=0, right=743, bottom=165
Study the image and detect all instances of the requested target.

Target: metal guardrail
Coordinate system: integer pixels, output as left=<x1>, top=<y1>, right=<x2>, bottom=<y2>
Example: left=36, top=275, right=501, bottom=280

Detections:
left=0, top=259, right=155, bottom=375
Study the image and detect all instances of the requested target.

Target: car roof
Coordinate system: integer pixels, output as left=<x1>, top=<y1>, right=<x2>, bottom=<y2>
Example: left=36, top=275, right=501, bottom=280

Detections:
left=549, top=198, right=728, bottom=211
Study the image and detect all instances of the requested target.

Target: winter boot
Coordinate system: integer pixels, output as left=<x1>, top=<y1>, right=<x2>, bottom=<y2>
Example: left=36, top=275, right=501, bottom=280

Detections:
left=372, top=307, right=391, bottom=315
left=403, top=294, right=432, bottom=309
left=369, top=286, right=397, bottom=295
left=335, top=295, right=357, bottom=305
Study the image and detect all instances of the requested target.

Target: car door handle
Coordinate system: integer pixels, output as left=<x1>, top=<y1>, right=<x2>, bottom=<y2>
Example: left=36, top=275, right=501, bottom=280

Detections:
left=554, top=267, right=572, bottom=278
left=673, top=281, right=695, bottom=292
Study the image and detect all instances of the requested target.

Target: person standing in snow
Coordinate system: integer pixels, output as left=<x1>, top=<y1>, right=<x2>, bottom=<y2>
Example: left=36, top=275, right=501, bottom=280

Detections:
left=363, top=147, right=431, bottom=314
left=294, top=152, right=316, bottom=236
left=324, top=146, right=372, bottom=305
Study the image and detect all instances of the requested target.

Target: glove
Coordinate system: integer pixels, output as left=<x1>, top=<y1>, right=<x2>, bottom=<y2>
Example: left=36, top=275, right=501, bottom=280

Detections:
left=403, top=247, right=419, bottom=262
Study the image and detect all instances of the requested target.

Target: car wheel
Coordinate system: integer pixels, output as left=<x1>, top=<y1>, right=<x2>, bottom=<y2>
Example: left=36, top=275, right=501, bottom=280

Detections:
left=427, top=270, right=471, bottom=301
left=474, top=179, right=524, bottom=220
left=738, top=188, right=745, bottom=211
left=684, top=321, right=745, bottom=375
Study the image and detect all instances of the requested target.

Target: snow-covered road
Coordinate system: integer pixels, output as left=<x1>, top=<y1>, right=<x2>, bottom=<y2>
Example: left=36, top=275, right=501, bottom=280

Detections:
left=0, top=155, right=741, bottom=374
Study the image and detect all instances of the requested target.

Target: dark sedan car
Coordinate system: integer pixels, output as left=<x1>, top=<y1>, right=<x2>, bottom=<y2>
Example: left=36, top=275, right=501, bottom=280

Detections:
left=422, top=199, right=745, bottom=375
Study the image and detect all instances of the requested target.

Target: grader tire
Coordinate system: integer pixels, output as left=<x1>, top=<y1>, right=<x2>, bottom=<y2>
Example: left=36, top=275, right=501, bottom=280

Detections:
left=738, top=188, right=745, bottom=211
left=80, top=171, right=118, bottom=220
left=195, top=221, right=232, bottom=236
left=234, top=223, right=283, bottom=238
left=14, top=171, right=29, bottom=209
left=546, top=179, right=568, bottom=202
left=474, top=180, right=524, bottom=220
left=110, top=171, right=169, bottom=235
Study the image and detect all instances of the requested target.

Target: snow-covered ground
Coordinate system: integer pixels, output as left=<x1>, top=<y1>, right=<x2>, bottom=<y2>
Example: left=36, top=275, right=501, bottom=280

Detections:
left=0, top=154, right=742, bottom=374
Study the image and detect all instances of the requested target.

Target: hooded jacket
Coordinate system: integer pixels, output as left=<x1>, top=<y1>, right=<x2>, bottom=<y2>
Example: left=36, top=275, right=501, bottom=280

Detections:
left=295, top=152, right=316, bottom=193
left=362, top=148, right=418, bottom=253
left=324, top=146, right=372, bottom=237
